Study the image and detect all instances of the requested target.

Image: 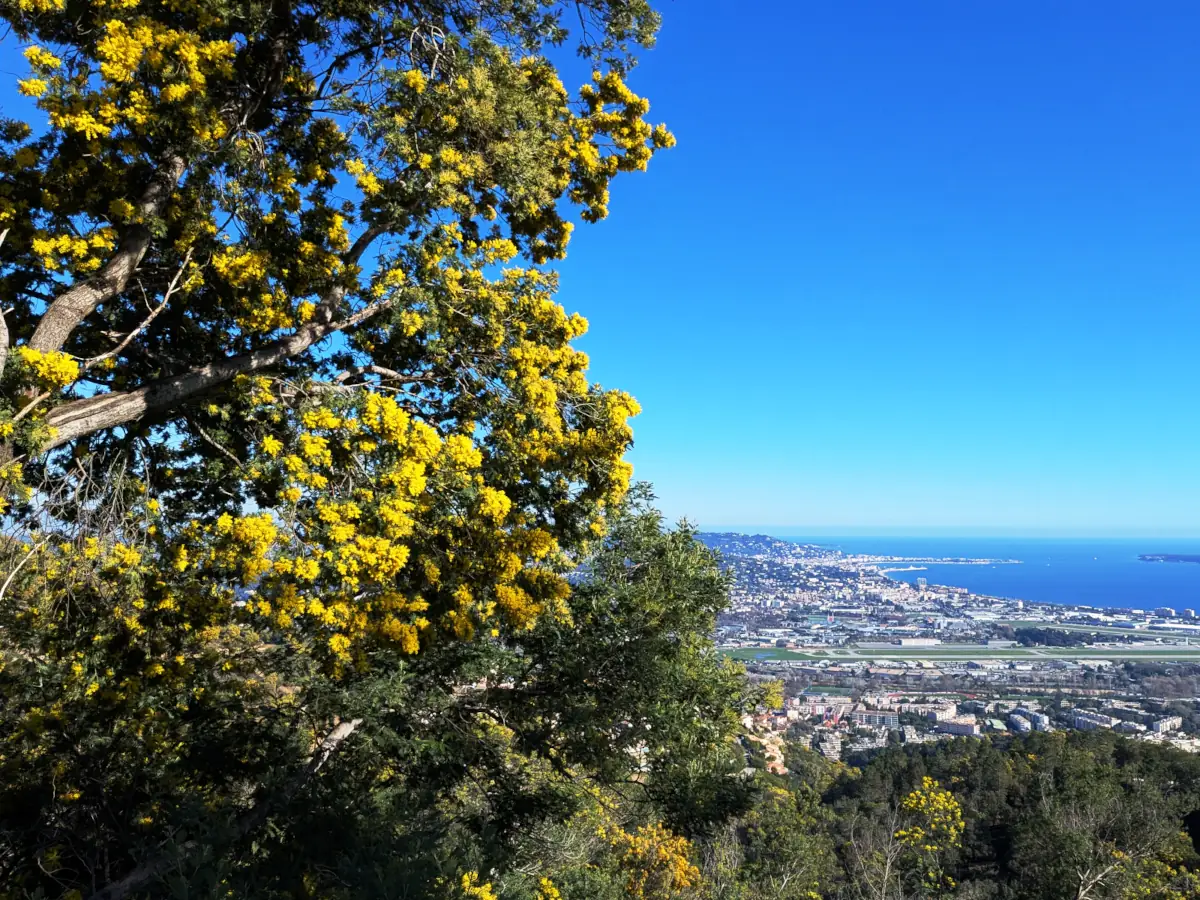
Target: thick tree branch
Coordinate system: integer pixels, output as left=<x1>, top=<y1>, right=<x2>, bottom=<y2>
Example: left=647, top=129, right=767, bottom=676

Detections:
left=346, top=224, right=385, bottom=267
left=29, top=156, right=186, bottom=354
left=333, top=364, right=405, bottom=383
left=0, top=307, right=7, bottom=385
left=0, top=227, right=9, bottom=380
left=44, top=292, right=393, bottom=448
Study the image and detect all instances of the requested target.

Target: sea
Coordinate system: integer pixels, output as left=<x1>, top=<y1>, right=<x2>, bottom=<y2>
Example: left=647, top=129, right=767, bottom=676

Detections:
left=773, top=535, right=1200, bottom=613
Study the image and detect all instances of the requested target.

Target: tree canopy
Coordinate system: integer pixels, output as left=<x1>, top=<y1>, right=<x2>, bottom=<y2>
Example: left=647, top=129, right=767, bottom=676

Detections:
left=0, top=0, right=674, bottom=654
left=0, top=0, right=702, bottom=894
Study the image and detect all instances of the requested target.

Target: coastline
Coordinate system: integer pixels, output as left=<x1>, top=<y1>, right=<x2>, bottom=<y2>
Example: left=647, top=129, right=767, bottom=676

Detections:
left=791, top=535, right=1200, bottom=612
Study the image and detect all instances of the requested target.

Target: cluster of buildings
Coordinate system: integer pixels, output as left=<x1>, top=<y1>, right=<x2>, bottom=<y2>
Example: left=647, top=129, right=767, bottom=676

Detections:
left=704, top=531, right=1200, bottom=690
left=703, top=532, right=1200, bottom=652
left=743, top=688, right=1200, bottom=764
left=1070, top=706, right=1183, bottom=734
left=1007, top=707, right=1050, bottom=733
left=706, top=533, right=1200, bottom=766
left=1154, top=607, right=1197, bottom=618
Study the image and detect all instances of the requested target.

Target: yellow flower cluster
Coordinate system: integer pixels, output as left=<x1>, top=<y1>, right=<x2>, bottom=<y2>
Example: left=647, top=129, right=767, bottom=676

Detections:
left=30, top=229, right=117, bottom=273
left=108, top=198, right=137, bottom=221
left=554, top=69, right=674, bottom=225
left=295, top=238, right=344, bottom=281
left=895, top=777, right=965, bottom=854
left=163, top=388, right=580, bottom=666
left=1110, top=840, right=1200, bottom=900
left=602, top=822, right=699, bottom=900
left=96, top=18, right=235, bottom=98
left=21, top=9, right=236, bottom=147
left=211, top=247, right=271, bottom=287
left=24, top=45, right=62, bottom=69
left=456, top=873, right=497, bottom=899
left=0, top=461, right=29, bottom=515
left=401, top=69, right=427, bottom=94
left=477, top=486, right=511, bottom=522
left=210, top=248, right=319, bottom=333
left=345, top=158, right=382, bottom=195
left=242, top=288, right=298, bottom=333
left=326, top=213, right=350, bottom=251
left=17, top=78, right=47, bottom=97
left=213, top=512, right=279, bottom=582
left=15, top=346, right=80, bottom=390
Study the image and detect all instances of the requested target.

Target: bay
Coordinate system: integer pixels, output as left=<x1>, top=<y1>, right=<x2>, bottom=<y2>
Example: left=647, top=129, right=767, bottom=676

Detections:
left=772, top=535, right=1200, bottom=612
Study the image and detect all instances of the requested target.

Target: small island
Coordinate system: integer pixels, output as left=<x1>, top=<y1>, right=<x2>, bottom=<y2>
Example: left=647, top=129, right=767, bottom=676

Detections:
left=1140, top=553, right=1200, bottom=564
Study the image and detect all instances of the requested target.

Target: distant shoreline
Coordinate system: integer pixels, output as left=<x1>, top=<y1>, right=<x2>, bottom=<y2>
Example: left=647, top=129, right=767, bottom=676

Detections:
left=706, top=532, right=1200, bottom=611
left=799, top=536, right=1200, bottom=611
left=1140, top=553, right=1200, bottom=565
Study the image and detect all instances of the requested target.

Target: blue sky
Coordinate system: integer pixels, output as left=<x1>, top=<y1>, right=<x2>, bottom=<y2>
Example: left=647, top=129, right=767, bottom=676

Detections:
left=556, top=0, right=1200, bottom=534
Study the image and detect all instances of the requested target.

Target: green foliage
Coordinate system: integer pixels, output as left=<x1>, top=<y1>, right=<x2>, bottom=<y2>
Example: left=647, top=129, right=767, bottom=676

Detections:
left=827, top=731, right=1200, bottom=900
left=0, top=0, right=696, bottom=893
left=0, top=488, right=758, bottom=898
left=1015, top=627, right=1087, bottom=647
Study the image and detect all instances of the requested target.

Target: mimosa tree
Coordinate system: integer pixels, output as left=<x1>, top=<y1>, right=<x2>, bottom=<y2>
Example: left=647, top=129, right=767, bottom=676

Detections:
left=0, top=1, right=758, bottom=897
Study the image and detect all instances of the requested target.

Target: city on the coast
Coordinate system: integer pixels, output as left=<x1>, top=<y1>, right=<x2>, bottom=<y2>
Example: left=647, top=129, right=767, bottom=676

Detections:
left=703, top=532, right=1200, bottom=766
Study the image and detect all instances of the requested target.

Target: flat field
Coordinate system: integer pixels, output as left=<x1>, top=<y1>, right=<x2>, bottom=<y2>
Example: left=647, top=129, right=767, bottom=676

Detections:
left=998, top=620, right=1200, bottom=638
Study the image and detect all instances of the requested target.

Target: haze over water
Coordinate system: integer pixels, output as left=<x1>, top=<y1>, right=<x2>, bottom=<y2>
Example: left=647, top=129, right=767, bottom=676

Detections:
left=774, top=536, right=1200, bottom=612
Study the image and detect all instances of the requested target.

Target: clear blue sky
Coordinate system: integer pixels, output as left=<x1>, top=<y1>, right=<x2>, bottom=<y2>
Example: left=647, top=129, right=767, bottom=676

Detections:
left=556, top=0, right=1200, bottom=535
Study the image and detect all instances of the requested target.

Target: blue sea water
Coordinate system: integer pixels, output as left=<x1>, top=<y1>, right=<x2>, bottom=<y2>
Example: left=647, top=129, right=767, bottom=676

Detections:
left=773, top=536, right=1200, bottom=612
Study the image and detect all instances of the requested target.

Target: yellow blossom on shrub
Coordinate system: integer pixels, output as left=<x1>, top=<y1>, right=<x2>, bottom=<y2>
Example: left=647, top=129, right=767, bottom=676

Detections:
left=603, top=822, right=699, bottom=900
left=457, top=872, right=497, bottom=899
left=896, top=777, right=964, bottom=853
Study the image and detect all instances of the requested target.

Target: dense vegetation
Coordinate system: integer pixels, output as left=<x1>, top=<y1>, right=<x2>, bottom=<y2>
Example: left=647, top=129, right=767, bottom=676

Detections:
left=1014, top=626, right=1088, bottom=648
left=825, top=731, right=1200, bottom=900
left=2, top=0, right=1199, bottom=896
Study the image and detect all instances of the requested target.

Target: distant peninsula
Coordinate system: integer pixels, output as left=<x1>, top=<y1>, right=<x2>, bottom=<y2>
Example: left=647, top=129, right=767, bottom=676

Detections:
left=1139, top=553, right=1200, bottom=564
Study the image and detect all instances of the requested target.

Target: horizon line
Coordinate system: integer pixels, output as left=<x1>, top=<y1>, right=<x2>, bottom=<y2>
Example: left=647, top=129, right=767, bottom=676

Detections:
left=696, top=525, right=1200, bottom=539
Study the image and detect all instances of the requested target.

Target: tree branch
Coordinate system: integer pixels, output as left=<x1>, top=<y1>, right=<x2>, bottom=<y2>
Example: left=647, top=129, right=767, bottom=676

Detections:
left=0, top=228, right=9, bottom=380
left=11, top=389, right=51, bottom=425
left=233, top=717, right=362, bottom=837
left=188, top=419, right=243, bottom=466
left=29, top=156, right=186, bottom=354
left=44, top=293, right=394, bottom=449
left=0, top=539, right=47, bottom=605
left=332, top=364, right=405, bottom=383
left=81, top=248, right=193, bottom=373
